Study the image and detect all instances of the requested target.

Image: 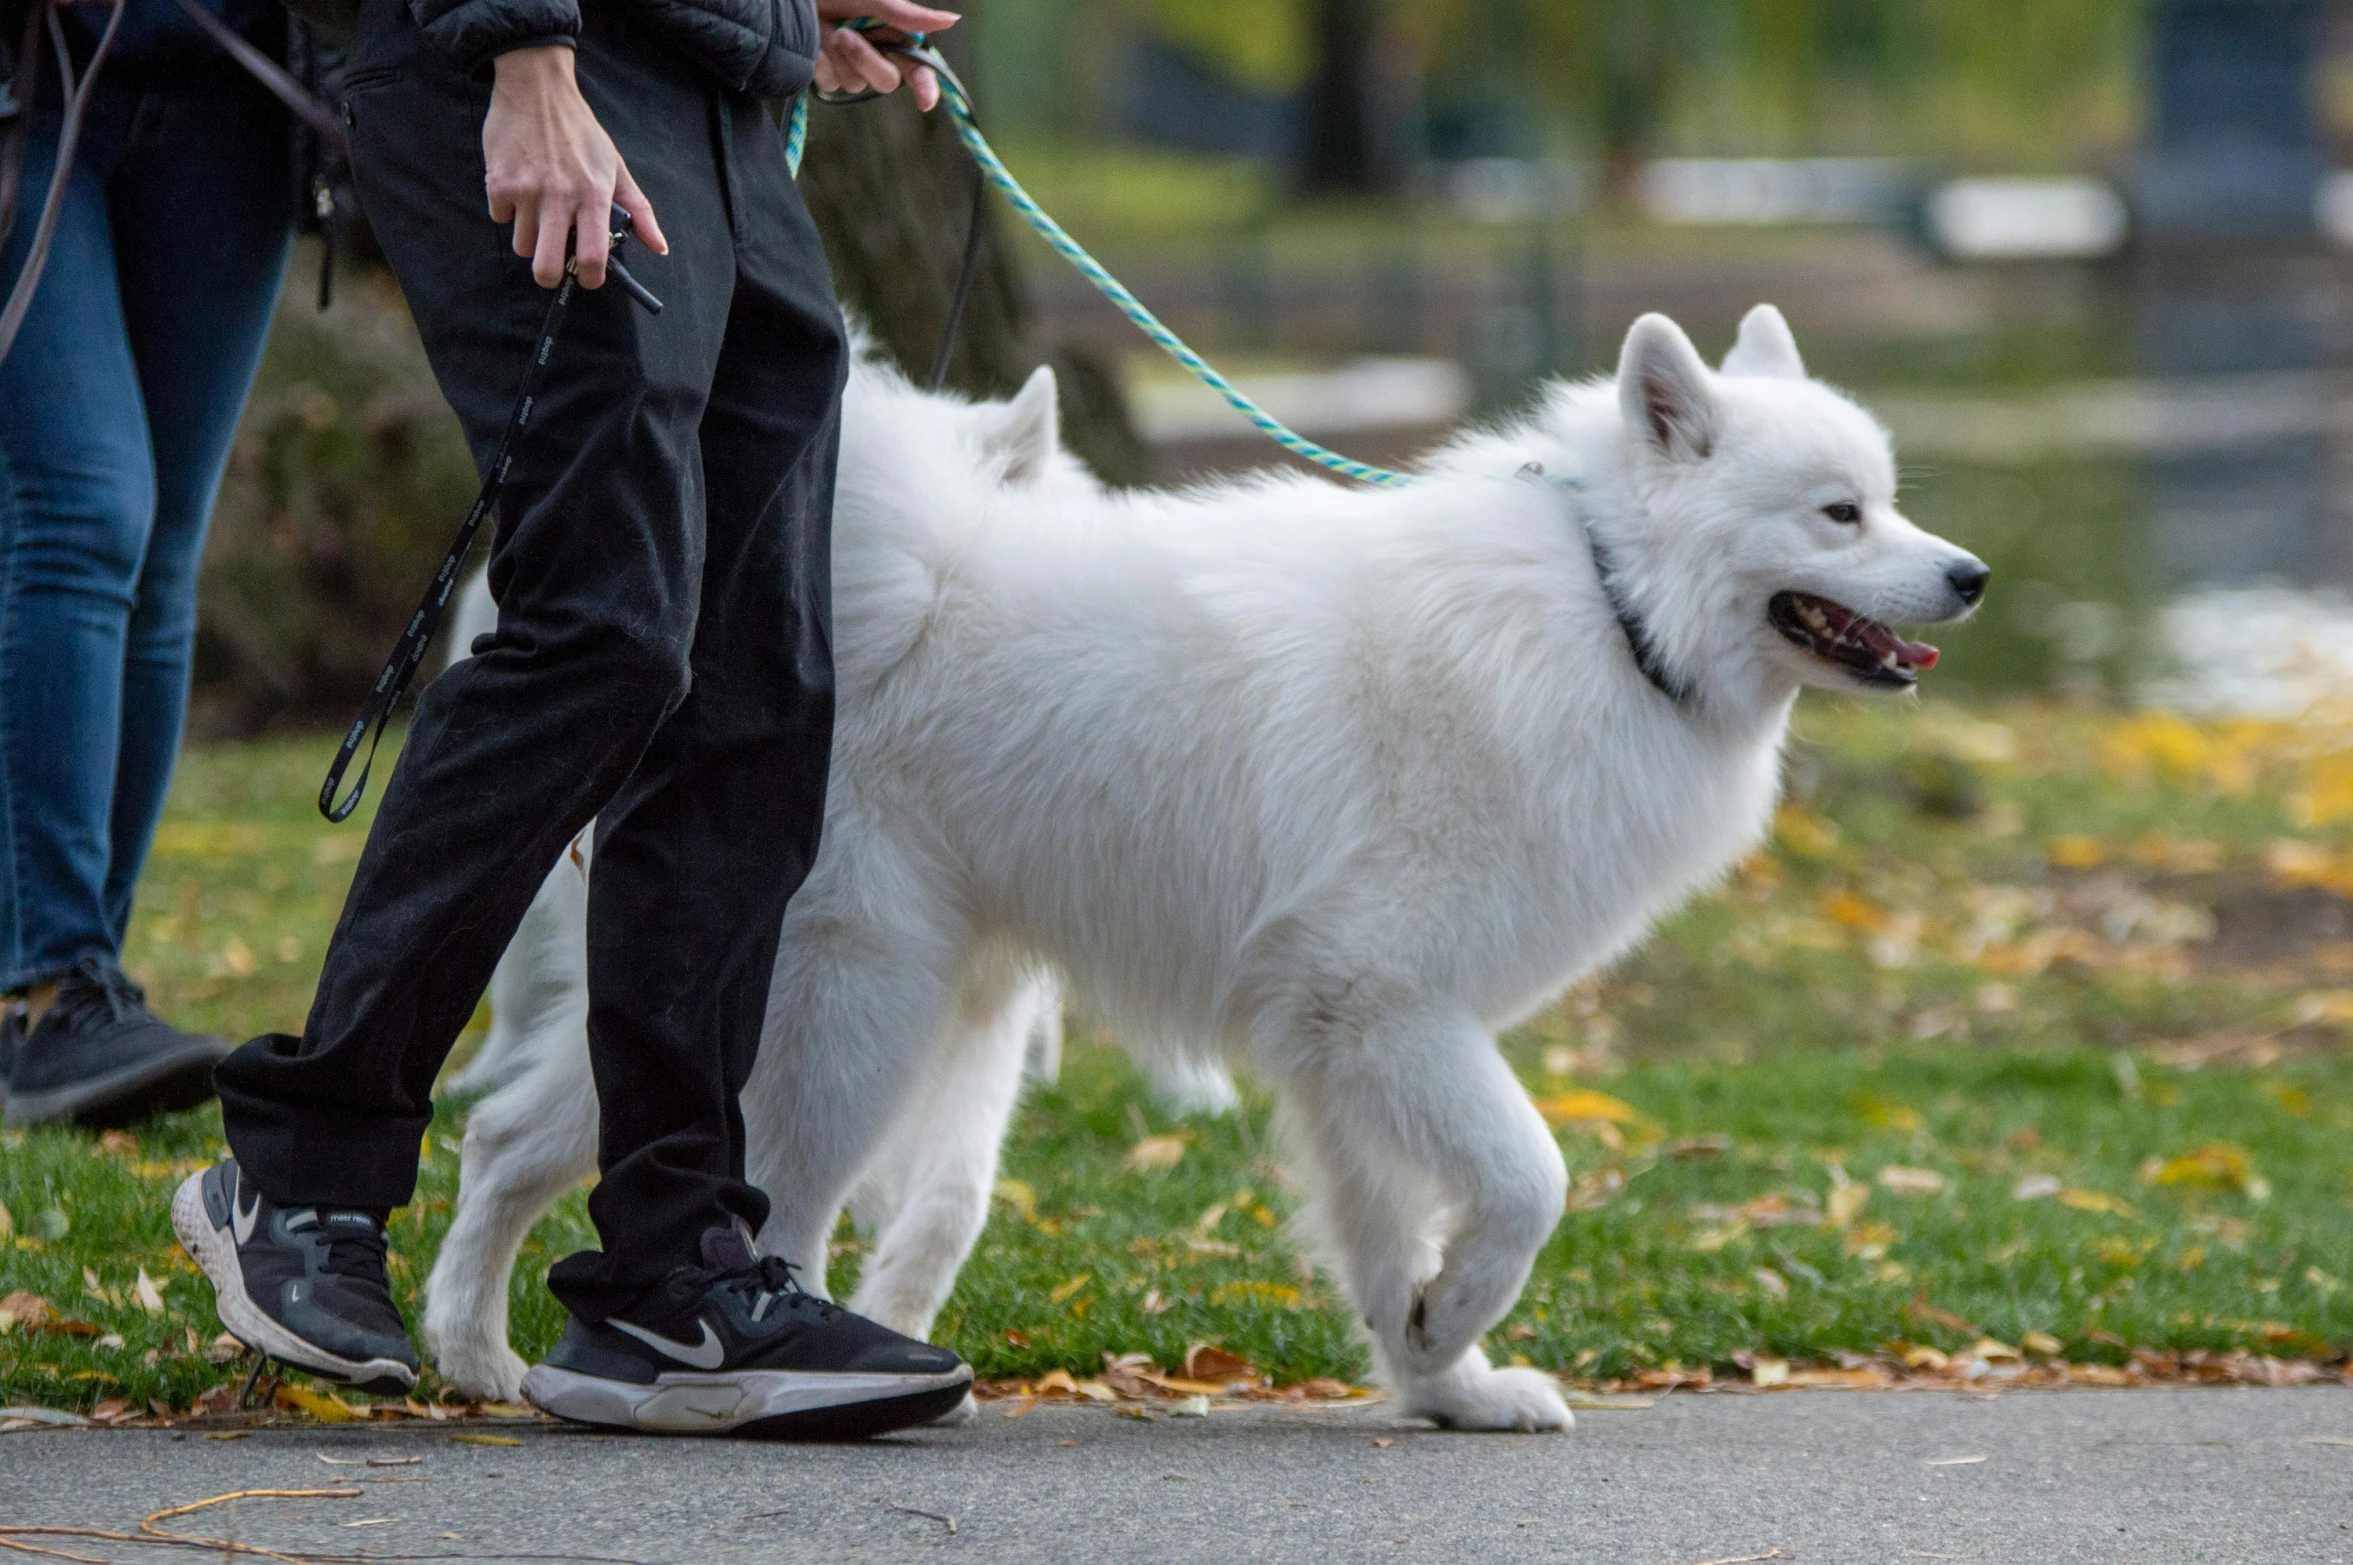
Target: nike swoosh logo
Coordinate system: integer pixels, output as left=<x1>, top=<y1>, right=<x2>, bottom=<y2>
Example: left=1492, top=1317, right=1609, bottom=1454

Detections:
left=232, top=1189, right=260, bottom=1246
left=610, top=1317, right=726, bottom=1369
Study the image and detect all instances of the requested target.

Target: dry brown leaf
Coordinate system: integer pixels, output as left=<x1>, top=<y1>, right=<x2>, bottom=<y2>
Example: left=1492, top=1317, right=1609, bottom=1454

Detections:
left=1876, top=1166, right=1946, bottom=1196
left=447, top=1432, right=522, bottom=1446
left=1124, top=1135, right=1187, bottom=1173
left=1183, top=1343, right=1261, bottom=1384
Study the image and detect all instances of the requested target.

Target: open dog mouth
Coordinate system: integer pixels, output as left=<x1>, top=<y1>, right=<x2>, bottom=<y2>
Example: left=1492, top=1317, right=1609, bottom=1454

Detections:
left=1768, top=591, right=1940, bottom=688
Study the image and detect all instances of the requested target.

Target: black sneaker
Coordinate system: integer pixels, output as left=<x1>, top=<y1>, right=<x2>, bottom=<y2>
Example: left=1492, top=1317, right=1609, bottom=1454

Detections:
left=171, top=1158, right=419, bottom=1395
left=521, top=1225, right=971, bottom=1438
left=4, top=956, right=229, bottom=1127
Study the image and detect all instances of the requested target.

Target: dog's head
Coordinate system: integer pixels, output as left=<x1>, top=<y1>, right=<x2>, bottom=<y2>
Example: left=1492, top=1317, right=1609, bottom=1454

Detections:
left=1604, top=305, right=1986, bottom=697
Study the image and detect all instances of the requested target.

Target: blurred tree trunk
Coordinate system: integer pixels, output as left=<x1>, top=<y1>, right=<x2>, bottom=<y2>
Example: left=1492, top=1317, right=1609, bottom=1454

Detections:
left=1299, top=0, right=1405, bottom=196
left=797, top=57, right=1153, bottom=487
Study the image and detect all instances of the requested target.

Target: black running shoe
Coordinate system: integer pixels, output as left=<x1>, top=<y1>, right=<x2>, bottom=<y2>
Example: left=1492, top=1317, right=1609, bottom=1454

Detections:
left=171, top=1158, right=419, bottom=1395
left=5, top=956, right=229, bottom=1127
left=521, top=1225, right=971, bottom=1438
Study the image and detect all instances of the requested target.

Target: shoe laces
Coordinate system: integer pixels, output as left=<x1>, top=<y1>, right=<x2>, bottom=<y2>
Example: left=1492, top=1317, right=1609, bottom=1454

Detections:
left=728, top=1255, right=839, bottom=1323
left=48, top=956, right=148, bottom=1031
left=303, top=1211, right=392, bottom=1284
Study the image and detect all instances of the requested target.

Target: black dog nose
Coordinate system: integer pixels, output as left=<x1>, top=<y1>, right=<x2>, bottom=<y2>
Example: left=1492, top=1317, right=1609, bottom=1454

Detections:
left=1946, top=559, right=1990, bottom=606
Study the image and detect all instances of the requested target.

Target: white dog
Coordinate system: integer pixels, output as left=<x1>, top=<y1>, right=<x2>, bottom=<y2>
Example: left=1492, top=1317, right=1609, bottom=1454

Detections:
left=422, top=306, right=1985, bottom=1432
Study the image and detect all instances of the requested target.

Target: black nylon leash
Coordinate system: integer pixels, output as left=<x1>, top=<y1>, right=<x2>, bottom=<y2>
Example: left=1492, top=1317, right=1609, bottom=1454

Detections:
left=318, top=211, right=661, bottom=821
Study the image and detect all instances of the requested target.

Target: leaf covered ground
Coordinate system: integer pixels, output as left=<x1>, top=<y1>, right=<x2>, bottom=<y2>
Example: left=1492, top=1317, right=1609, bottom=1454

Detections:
left=8, top=696, right=2353, bottom=1414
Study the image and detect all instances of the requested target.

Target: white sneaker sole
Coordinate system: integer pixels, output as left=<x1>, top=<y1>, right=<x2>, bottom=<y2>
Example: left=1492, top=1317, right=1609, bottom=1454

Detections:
left=171, top=1170, right=417, bottom=1395
left=521, top=1360, right=974, bottom=1439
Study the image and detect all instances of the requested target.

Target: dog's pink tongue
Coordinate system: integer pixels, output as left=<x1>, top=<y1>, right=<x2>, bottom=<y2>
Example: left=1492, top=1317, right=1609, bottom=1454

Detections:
left=1900, top=636, right=1940, bottom=671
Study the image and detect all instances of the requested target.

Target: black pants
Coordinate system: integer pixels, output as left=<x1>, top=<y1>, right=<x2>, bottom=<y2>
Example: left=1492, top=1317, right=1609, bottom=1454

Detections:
left=214, top=0, right=843, bottom=1321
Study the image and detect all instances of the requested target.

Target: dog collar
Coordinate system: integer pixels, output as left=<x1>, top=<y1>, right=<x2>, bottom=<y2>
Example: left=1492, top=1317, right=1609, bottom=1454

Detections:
left=1582, top=525, right=1693, bottom=705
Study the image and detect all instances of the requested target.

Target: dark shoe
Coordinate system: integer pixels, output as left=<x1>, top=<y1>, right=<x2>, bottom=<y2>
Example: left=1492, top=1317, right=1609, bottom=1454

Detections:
left=521, top=1225, right=971, bottom=1438
left=4, top=956, right=229, bottom=1127
left=171, top=1158, right=419, bottom=1395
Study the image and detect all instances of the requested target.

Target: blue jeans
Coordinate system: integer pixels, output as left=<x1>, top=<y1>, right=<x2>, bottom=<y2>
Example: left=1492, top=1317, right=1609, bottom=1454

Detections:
left=0, top=63, right=291, bottom=993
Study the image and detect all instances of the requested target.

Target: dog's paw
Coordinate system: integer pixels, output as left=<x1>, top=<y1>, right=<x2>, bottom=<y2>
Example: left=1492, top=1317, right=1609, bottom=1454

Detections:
left=1401, top=1362, right=1574, bottom=1433
left=427, top=1337, right=530, bottom=1404
left=930, top=1391, right=979, bottom=1427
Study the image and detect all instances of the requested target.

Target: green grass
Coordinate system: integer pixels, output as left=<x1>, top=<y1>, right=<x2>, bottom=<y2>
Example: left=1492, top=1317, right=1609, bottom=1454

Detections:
left=8, top=696, right=2353, bottom=1411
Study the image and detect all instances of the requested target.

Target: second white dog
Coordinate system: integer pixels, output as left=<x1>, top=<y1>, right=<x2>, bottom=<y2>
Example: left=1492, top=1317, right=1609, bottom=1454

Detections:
left=423, top=306, right=1985, bottom=1432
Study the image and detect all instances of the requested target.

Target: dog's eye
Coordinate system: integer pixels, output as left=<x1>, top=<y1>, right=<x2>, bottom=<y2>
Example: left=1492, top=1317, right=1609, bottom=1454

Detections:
left=1822, top=502, right=1861, bottom=525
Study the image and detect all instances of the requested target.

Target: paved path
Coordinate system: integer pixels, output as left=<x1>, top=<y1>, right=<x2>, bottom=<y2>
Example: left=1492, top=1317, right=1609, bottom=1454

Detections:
left=9, top=1387, right=2353, bottom=1563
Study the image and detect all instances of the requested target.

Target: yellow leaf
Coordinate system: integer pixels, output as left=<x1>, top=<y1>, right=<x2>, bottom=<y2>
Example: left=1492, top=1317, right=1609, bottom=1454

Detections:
left=2045, top=835, right=2104, bottom=869
left=1875, top=1166, right=1945, bottom=1196
left=1749, top=1355, right=1789, bottom=1387
left=1124, top=1135, right=1188, bottom=1173
left=275, top=1382, right=358, bottom=1423
left=992, top=1177, right=1037, bottom=1221
left=0, top=1197, right=11, bottom=1240
left=1533, top=1089, right=1642, bottom=1128
left=1210, top=1280, right=1302, bottom=1309
left=1852, top=1092, right=1922, bottom=1133
left=2148, top=1143, right=2259, bottom=1194
left=1970, top=1336, right=2022, bottom=1363
left=1826, top=1182, right=1870, bottom=1228
left=1049, top=1273, right=1092, bottom=1304
left=2022, top=1330, right=2064, bottom=1357
left=2056, top=1188, right=2138, bottom=1218
left=447, top=1432, right=522, bottom=1447
left=1820, top=889, right=1889, bottom=932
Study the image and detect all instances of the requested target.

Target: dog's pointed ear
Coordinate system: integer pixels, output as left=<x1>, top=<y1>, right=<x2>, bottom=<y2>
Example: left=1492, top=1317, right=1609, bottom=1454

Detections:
left=985, top=365, right=1061, bottom=485
left=1721, top=303, right=1805, bottom=380
left=1618, top=313, right=1716, bottom=462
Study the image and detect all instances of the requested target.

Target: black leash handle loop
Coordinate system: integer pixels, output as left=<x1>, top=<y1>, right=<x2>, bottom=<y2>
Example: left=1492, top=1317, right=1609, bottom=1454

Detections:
left=320, top=211, right=662, bottom=822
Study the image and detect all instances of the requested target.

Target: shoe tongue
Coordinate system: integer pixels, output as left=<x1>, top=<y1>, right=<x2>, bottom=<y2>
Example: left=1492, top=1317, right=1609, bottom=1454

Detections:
left=320, top=1211, right=380, bottom=1235
left=700, top=1222, right=757, bottom=1273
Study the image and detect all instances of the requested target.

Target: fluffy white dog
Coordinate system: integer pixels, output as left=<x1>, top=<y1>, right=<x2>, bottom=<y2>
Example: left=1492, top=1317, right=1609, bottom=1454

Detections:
left=422, top=306, right=1986, bottom=1432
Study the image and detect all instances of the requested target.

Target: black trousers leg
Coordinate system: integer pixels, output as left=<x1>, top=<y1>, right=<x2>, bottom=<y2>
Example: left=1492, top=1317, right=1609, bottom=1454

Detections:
left=214, top=0, right=841, bottom=1317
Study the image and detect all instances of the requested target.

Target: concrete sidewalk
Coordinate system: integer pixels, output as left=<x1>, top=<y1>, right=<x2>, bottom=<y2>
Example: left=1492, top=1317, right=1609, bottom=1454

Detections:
left=9, top=1386, right=2351, bottom=1563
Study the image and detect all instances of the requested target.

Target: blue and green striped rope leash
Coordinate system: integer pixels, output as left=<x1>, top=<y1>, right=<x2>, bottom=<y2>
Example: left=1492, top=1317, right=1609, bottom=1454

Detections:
left=788, top=35, right=1414, bottom=489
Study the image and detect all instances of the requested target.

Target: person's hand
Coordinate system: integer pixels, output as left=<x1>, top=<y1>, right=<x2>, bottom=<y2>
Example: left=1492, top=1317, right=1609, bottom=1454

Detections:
left=813, top=1, right=961, bottom=112
left=484, top=45, right=667, bottom=290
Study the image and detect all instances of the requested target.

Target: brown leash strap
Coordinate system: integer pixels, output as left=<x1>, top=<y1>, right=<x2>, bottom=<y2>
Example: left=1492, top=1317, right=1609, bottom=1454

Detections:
left=0, top=0, right=125, bottom=364
left=169, top=0, right=344, bottom=149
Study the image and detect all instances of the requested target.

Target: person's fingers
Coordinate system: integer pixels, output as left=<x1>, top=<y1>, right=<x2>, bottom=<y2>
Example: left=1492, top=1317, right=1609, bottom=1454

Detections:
left=909, top=61, right=940, bottom=111
left=615, top=162, right=666, bottom=256
left=571, top=192, right=611, bottom=289
left=813, top=48, right=845, bottom=95
left=861, top=0, right=960, bottom=32
left=531, top=201, right=573, bottom=288
left=830, top=28, right=903, bottom=96
left=508, top=193, right=540, bottom=262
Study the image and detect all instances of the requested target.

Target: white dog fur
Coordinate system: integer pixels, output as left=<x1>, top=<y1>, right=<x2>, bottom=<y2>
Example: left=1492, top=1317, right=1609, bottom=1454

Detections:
left=420, top=306, right=1984, bottom=1432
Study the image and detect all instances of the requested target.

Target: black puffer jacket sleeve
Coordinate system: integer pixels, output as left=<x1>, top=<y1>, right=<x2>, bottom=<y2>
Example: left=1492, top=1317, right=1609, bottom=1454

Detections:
left=408, top=0, right=580, bottom=75
left=405, top=0, right=816, bottom=97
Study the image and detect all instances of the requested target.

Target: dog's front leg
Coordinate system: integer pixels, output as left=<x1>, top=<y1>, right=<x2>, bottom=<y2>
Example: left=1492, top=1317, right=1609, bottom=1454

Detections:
left=1290, top=1009, right=1571, bottom=1431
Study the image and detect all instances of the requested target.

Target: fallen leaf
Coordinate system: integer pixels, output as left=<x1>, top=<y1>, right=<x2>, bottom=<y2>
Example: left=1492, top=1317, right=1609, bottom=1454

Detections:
left=1900, top=1345, right=1950, bottom=1370
left=1826, top=1182, right=1870, bottom=1228
left=2057, top=1188, right=2139, bottom=1218
left=1048, top=1273, right=1092, bottom=1305
left=2012, top=1174, right=2062, bottom=1201
left=0, top=1197, right=12, bottom=1240
left=1371, top=1437, right=1394, bottom=1448
left=1969, top=1337, right=2022, bottom=1363
left=2021, top=1330, right=2064, bottom=1357
left=447, top=1433, right=522, bottom=1447
left=1183, top=1343, right=1261, bottom=1384
left=1532, top=1089, right=1644, bottom=1129
left=1295, top=1378, right=1356, bottom=1400
left=276, top=1383, right=359, bottom=1423
left=476, top=1401, right=533, bottom=1418
left=1140, top=1289, right=1169, bottom=1316
left=1876, top=1166, right=1945, bottom=1196
left=991, top=1177, right=1037, bottom=1221
left=1124, top=1135, right=1187, bottom=1172
left=1749, top=1356, right=1790, bottom=1388
left=1168, top=1396, right=1209, bottom=1418
left=89, top=1398, right=131, bottom=1423
left=1560, top=1391, right=1654, bottom=1410
left=133, top=1269, right=165, bottom=1316
left=1924, top=1453, right=1989, bottom=1466
left=1908, top=1296, right=1978, bottom=1336
left=2147, top=1143, right=2263, bottom=1196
